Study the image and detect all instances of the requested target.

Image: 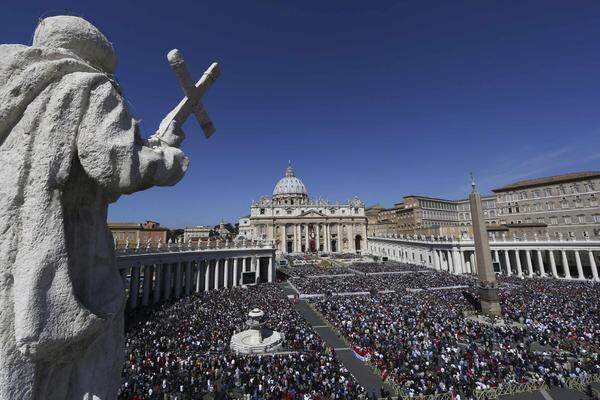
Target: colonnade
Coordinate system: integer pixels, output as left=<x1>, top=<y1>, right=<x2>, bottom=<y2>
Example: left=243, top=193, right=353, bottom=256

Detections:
left=368, top=236, right=600, bottom=282
left=118, top=251, right=275, bottom=310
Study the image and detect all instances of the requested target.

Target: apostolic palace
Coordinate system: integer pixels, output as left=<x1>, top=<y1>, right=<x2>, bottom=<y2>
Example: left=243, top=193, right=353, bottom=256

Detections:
left=238, top=162, right=367, bottom=254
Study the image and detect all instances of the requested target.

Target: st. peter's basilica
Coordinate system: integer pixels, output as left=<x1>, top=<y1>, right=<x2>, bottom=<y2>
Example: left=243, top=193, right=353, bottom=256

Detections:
left=238, top=162, right=367, bottom=254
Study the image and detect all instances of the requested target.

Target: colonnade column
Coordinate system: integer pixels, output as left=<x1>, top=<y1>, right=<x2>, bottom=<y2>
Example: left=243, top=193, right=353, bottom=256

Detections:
left=185, top=262, right=192, bottom=295
left=141, top=264, right=153, bottom=306
left=589, top=251, right=599, bottom=281
left=549, top=250, right=559, bottom=278
left=515, top=250, right=523, bottom=277
left=504, top=250, right=512, bottom=276
left=536, top=250, right=546, bottom=276
left=163, top=263, right=172, bottom=300
left=128, top=264, right=141, bottom=309
left=204, top=260, right=210, bottom=291
left=214, top=259, right=220, bottom=289
left=195, top=261, right=203, bottom=292
left=224, top=258, right=229, bottom=288
left=574, top=250, right=584, bottom=280
left=153, top=264, right=162, bottom=304
left=175, top=262, right=182, bottom=297
left=561, top=250, right=572, bottom=279
left=233, top=258, right=239, bottom=286
left=525, top=250, right=533, bottom=277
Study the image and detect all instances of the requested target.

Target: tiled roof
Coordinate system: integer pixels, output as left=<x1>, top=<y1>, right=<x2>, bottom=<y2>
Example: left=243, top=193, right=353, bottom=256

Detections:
left=493, top=171, right=600, bottom=192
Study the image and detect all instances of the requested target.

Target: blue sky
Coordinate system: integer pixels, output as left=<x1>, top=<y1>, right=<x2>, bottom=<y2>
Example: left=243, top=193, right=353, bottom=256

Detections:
left=3, top=0, right=600, bottom=227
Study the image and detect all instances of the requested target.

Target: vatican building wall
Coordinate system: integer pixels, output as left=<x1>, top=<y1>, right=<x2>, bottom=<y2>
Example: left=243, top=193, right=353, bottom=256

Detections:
left=241, top=162, right=367, bottom=254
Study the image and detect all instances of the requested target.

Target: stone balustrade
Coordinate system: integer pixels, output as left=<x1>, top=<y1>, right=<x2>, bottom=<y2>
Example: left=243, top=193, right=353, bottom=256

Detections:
left=367, top=234, right=600, bottom=282
left=116, top=240, right=276, bottom=310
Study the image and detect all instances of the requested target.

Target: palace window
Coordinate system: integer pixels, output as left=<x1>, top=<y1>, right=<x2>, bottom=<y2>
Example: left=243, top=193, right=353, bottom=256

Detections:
left=561, top=199, right=568, bottom=209
left=260, top=208, right=265, bottom=215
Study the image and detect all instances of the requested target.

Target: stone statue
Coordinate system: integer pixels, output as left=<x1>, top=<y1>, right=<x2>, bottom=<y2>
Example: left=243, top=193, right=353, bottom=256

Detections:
left=0, top=16, right=193, bottom=399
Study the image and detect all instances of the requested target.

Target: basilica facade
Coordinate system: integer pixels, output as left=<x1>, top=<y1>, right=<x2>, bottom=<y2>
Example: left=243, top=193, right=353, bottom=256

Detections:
left=239, top=163, right=367, bottom=254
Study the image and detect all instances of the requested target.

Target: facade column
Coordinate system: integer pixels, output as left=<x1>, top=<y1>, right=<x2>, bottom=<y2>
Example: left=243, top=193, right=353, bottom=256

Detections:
left=281, top=225, right=286, bottom=253
left=268, top=256, right=273, bottom=283
left=316, top=224, right=320, bottom=252
left=469, top=252, right=476, bottom=274
left=128, top=264, right=141, bottom=309
left=153, top=264, right=162, bottom=304
left=493, top=250, right=500, bottom=264
left=224, top=258, right=229, bottom=288
left=325, top=224, right=330, bottom=252
left=536, top=250, right=546, bottom=276
left=185, top=261, right=192, bottom=295
left=446, top=250, right=453, bottom=272
left=459, top=250, right=466, bottom=273
left=515, top=250, right=523, bottom=277
left=561, top=250, right=572, bottom=279
left=504, top=250, right=512, bottom=276
left=214, top=259, right=220, bottom=289
left=574, top=250, right=585, bottom=280
left=525, top=250, right=533, bottom=277
left=141, top=264, right=153, bottom=306
left=243, top=257, right=247, bottom=272
left=452, top=250, right=461, bottom=274
left=549, top=250, right=559, bottom=278
left=204, top=260, right=210, bottom=291
left=349, top=224, right=355, bottom=253
left=305, top=225, right=309, bottom=252
left=589, top=251, right=599, bottom=281
left=175, top=262, right=182, bottom=297
left=233, top=258, right=239, bottom=286
left=337, top=224, right=342, bottom=253
left=163, top=263, right=172, bottom=300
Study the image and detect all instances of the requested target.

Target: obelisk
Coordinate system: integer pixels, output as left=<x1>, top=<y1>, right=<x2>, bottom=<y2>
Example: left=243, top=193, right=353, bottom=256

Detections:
left=469, top=175, right=501, bottom=316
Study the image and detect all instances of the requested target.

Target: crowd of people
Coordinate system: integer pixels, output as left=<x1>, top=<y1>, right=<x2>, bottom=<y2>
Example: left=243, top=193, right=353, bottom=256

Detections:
left=119, top=252, right=600, bottom=399
left=119, top=284, right=366, bottom=399
left=311, top=277, right=600, bottom=399
left=284, top=263, right=352, bottom=277
left=290, top=270, right=474, bottom=295
left=349, top=262, right=427, bottom=274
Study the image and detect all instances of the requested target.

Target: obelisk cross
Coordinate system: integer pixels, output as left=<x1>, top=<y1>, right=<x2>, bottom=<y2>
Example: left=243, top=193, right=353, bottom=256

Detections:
left=158, top=49, right=220, bottom=138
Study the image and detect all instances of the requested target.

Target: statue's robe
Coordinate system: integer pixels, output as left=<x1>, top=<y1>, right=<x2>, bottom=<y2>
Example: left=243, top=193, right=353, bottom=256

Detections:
left=0, top=44, right=187, bottom=399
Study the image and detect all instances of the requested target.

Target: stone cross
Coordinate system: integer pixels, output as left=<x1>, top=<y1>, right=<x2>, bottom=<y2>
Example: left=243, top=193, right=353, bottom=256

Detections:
left=158, top=49, right=220, bottom=139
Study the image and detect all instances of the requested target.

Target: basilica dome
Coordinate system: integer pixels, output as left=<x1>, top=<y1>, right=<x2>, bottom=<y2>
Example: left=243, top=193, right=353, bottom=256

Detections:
left=272, top=162, right=308, bottom=198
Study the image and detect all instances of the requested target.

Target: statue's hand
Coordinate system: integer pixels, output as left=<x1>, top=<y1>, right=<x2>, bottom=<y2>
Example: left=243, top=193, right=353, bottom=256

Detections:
left=149, top=119, right=185, bottom=148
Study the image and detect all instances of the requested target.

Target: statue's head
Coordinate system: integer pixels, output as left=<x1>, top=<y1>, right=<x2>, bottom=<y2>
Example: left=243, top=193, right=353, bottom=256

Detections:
left=33, top=16, right=117, bottom=73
